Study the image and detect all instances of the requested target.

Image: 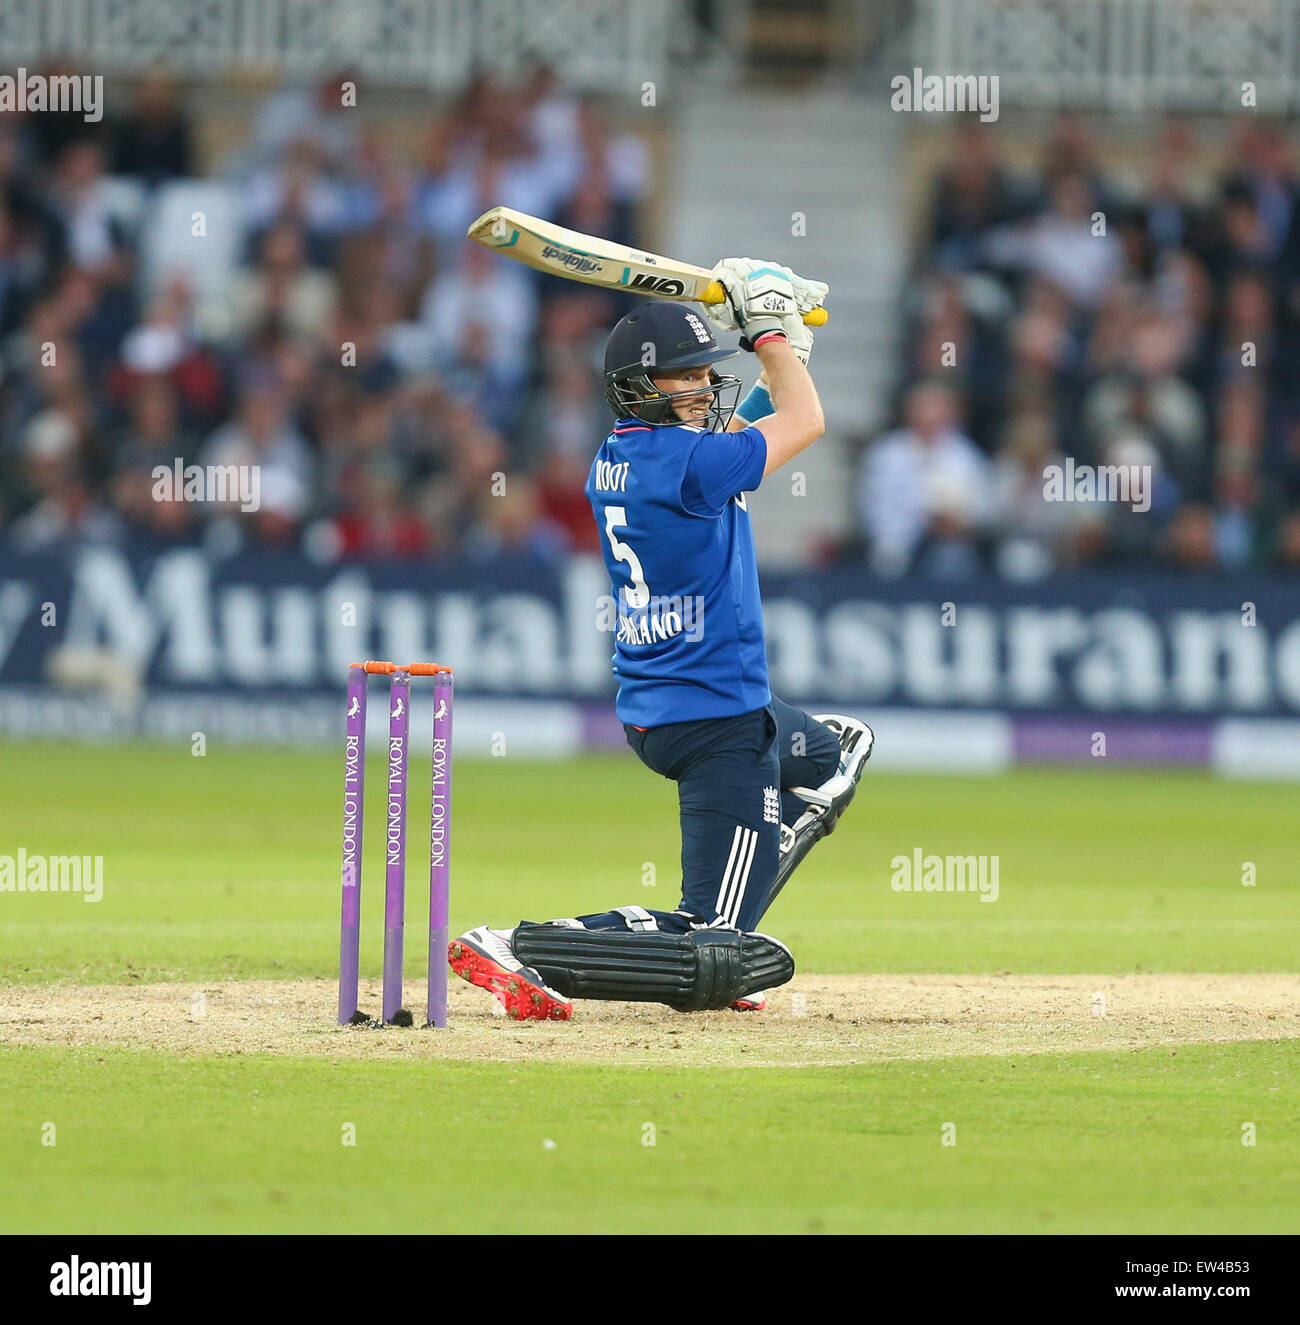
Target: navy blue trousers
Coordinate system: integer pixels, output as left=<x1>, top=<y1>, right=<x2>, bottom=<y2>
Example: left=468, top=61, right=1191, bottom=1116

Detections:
left=618, top=696, right=841, bottom=931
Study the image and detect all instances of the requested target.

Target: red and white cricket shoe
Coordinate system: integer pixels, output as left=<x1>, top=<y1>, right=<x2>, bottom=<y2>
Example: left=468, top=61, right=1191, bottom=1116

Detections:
left=448, top=925, right=573, bottom=1021
left=730, top=992, right=767, bottom=1011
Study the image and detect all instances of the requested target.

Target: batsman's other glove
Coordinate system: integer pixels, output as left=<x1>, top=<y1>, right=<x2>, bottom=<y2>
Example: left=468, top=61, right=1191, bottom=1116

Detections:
left=708, top=258, right=797, bottom=349
left=706, top=258, right=828, bottom=345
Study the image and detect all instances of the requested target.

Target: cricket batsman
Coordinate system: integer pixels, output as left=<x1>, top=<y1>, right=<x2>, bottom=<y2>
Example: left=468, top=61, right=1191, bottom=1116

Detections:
left=450, top=260, right=874, bottom=1019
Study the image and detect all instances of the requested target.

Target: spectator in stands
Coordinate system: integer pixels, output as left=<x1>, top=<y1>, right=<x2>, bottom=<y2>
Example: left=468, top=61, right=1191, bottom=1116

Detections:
left=1163, top=503, right=1218, bottom=570
left=536, top=445, right=600, bottom=553
left=111, top=457, right=199, bottom=545
left=927, top=122, right=1021, bottom=270
left=1211, top=379, right=1271, bottom=570
left=0, top=123, right=67, bottom=277
left=240, top=70, right=360, bottom=177
left=857, top=380, right=993, bottom=577
left=0, top=202, right=47, bottom=338
left=988, top=405, right=1078, bottom=578
left=531, top=354, right=607, bottom=468
left=242, top=138, right=354, bottom=264
left=1082, top=304, right=1205, bottom=493
left=1143, top=119, right=1198, bottom=253
left=339, top=131, right=426, bottom=293
left=37, top=142, right=139, bottom=384
left=22, top=61, right=102, bottom=166
left=526, top=327, right=607, bottom=552
left=8, top=409, right=119, bottom=549
left=107, top=376, right=191, bottom=477
left=331, top=460, right=433, bottom=559
left=1039, top=113, right=1109, bottom=208
left=1, top=274, right=100, bottom=444
left=109, top=380, right=202, bottom=547
left=1265, top=406, right=1300, bottom=525
left=522, top=64, right=584, bottom=204
left=1086, top=432, right=1179, bottom=565
left=110, top=276, right=225, bottom=429
left=226, top=221, right=337, bottom=347
left=324, top=284, right=403, bottom=394
left=1198, top=180, right=1275, bottom=285
left=1213, top=443, right=1265, bottom=569
left=902, top=271, right=1011, bottom=453
left=1221, top=120, right=1294, bottom=261
left=1275, top=508, right=1300, bottom=569
left=984, top=171, right=1121, bottom=309
left=48, top=139, right=124, bottom=276
left=1004, top=278, right=1077, bottom=426
left=250, top=466, right=312, bottom=546
left=420, top=240, right=535, bottom=435
left=413, top=74, right=566, bottom=248
left=1210, top=270, right=1277, bottom=393
left=464, top=473, right=571, bottom=565
left=555, top=96, right=647, bottom=247
left=197, top=374, right=313, bottom=543
left=110, top=69, right=194, bottom=185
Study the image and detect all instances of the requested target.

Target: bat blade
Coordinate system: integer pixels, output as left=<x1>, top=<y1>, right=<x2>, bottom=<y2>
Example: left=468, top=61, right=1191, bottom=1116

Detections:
left=468, top=205, right=715, bottom=300
left=467, top=206, right=828, bottom=325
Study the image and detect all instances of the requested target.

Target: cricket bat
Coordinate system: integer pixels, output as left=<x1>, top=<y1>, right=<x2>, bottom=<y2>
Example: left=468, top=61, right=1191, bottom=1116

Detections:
left=467, top=206, right=829, bottom=325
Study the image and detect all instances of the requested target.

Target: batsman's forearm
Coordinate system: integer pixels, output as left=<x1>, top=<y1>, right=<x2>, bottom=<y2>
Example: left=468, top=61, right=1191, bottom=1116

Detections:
left=731, top=380, right=773, bottom=429
left=754, top=339, right=825, bottom=476
left=757, top=340, right=823, bottom=433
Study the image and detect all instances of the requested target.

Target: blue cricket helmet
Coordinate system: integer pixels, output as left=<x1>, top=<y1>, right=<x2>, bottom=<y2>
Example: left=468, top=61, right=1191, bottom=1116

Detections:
left=603, top=302, right=741, bottom=427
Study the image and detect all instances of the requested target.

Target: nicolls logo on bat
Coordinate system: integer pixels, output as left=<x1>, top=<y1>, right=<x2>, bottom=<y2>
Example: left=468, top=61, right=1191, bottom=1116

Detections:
left=540, top=245, right=602, bottom=274
left=629, top=273, right=687, bottom=295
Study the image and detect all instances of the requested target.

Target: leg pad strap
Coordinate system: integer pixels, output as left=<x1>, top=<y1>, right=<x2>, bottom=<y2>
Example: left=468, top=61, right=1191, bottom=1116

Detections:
left=511, top=924, right=794, bottom=1011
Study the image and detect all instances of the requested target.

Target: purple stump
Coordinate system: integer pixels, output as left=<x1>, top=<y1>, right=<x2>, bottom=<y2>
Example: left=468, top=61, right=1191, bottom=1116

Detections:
left=382, top=670, right=411, bottom=1023
left=426, top=671, right=453, bottom=1027
left=338, top=666, right=368, bottom=1024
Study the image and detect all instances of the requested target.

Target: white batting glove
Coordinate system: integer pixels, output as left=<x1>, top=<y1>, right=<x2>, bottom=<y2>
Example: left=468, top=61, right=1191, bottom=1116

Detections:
left=792, top=273, right=829, bottom=316
left=706, top=257, right=796, bottom=347
left=782, top=311, right=815, bottom=366
left=705, top=259, right=828, bottom=333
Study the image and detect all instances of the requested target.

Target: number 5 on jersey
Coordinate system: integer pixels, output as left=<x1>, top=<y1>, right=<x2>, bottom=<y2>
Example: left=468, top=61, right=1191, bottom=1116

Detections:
left=603, top=506, right=650, bottom=610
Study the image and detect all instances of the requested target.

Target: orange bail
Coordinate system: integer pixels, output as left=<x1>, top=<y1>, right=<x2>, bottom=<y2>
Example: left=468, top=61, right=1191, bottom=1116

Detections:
left=349, top=660, right=451, bottom=675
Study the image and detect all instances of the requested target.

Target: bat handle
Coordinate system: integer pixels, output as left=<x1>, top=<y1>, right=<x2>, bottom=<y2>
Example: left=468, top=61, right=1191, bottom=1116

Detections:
left=701, top=280, right=829, bottom=326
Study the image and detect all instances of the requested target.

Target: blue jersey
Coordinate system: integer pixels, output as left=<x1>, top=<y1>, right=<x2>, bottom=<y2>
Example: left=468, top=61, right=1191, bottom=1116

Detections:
left=586, top=419, right=771, bottom=727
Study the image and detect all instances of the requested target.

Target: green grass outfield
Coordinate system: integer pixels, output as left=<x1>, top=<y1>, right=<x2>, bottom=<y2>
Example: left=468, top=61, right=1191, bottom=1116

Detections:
left=4, top=1041, right=1295, bottom=1234
left=1, top=742, right=1297, bottom=1233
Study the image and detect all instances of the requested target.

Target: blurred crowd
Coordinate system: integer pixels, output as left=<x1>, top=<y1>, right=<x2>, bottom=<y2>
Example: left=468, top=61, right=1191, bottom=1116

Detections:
left=858, top=114, right=1300, bottom=577
left=8, top=77, right=1299, bottom=578
left=0, top=66, right=648, bottom=561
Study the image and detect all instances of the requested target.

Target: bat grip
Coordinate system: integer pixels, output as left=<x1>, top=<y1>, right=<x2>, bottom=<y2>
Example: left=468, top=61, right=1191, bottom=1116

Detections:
left=701, top=280, right=829, bottom=326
